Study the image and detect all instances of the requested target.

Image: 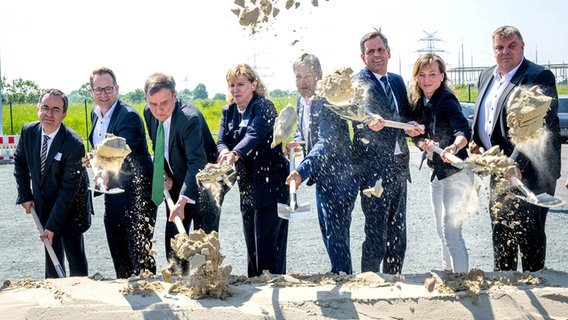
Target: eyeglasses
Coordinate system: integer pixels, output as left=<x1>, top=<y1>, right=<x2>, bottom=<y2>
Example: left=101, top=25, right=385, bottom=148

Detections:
left=39, top=105, right=63, bottom=115
left=92, top=86, right=115, bottom=95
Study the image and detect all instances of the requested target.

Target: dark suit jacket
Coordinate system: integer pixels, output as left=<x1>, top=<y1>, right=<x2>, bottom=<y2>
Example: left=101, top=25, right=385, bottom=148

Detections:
left=407, top=87, right=471, bottom=181
left=217, top=95, right=289, bottom=208
left=295, top=96, right=358, bottom=199
left=353, top=68, right=411, bottom=183
left=472, top=59, right=561, bottom=193
left=89, top=99, right=154, bottom=208
left=14, top=122, right=92, bottom=235
left=144, top=99, right=209, bottom=202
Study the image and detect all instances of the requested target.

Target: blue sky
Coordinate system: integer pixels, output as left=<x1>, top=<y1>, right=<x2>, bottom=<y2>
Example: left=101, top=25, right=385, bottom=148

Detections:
left=1, top=0, right=567, bottom=96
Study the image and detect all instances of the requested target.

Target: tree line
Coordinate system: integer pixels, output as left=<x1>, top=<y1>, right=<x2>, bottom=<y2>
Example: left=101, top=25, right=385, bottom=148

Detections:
left=0, top=77, right=294, bottom=105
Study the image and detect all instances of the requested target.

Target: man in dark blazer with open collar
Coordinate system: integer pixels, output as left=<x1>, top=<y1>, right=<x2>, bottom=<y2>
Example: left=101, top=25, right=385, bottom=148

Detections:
left=471, top=25, right=561, bottom=272
left=286, top=53, right=359, bottom=274
left=14, top=88, right=91, bottom=278
left=88, top=67, right=157, bottom=279
left=353, top=29, right=412, bottom=275
left=143, top=73, right=219, bottom=274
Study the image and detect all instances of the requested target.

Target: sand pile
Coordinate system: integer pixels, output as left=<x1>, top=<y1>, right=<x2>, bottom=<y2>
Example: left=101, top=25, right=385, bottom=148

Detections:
left=91, top=134, right=131, bottom=173
left=162, top=229, right=232, bottom=299
left=506, top=85, right=552, bottom=144
left=271, top=103, right=297, bottom=148
left=232, top=0, right=327, bottom=34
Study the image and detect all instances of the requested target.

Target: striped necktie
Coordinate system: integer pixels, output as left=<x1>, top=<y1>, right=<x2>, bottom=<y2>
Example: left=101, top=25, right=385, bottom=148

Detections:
left=40, top=135, right=50, bottom=174
left=380, top=76, right=397, bottom=115
left=151, top=121, right=165, bottom=206
left=380, top=76, right=409, bottom=154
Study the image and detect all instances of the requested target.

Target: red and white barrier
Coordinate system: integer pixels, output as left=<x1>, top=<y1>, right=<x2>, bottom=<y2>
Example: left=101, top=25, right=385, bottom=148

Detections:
left=0, top=135, right=20, bottom=163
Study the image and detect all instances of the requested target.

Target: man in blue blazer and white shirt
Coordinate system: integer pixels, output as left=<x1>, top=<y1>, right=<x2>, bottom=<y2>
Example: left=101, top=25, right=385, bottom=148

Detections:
left=88, top=67, right=157, bottom=279
left=471, top=25, right=561, bottom=272
left=15, top=88, right=92, bottom=278
left=353, top=29, right=412, bottom=275
left=286, top=53, right=359, bottom=274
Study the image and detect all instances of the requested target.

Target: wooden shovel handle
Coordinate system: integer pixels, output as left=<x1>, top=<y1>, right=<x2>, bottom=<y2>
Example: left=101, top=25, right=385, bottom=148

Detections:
left=31, top=207, right=66, bottom=278
left=163, top=188, right=187, bottom=235
left=383, top=120, right=425, bottom=131
left=428, top=143, right=464, bottom=165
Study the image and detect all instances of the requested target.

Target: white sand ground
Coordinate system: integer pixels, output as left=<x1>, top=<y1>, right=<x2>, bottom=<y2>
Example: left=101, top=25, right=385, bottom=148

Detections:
left=1, top=268, right=567, bottom=320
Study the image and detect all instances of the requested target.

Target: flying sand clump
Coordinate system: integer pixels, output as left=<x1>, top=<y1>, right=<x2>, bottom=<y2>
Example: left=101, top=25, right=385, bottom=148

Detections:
left=232, top=0, right=328, bottom=34
left=271, top=104, right=298, bottom=148
left=196, top=163, right=236, bottom=208
left=316, top=67, right=359, bottom=104
left=506, top=85, right=552, bottom=144
left=91, top=134, right=131, bottom=173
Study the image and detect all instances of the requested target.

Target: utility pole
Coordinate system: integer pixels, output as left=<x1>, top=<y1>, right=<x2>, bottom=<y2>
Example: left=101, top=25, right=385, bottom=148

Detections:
left=416, top=31, right=446, bottom=54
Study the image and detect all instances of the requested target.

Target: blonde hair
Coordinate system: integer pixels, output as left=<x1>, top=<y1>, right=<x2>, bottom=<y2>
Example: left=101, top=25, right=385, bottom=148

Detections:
left=225, top=63, right=268, bottom=103
left=409, top=53, right=452, bottom=107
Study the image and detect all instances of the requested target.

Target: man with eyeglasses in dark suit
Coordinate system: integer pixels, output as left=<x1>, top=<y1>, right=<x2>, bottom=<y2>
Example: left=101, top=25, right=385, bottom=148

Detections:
left=14, top=88, right=92, bottom=278
left=86, top=67, right=157, bottom=279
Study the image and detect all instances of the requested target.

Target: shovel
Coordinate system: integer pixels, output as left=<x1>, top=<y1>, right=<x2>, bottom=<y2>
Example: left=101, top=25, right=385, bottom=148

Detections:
left=509, top=176, right=565, bottom=208
left=163, top=187, right=205, bottom=270
left=278, top=151, right=311, bottom=219
left=325, top=102, right=425, bottom=130
left=424, top=142, right=564, bottom=208
left=30, top=207, right=66, bottom=278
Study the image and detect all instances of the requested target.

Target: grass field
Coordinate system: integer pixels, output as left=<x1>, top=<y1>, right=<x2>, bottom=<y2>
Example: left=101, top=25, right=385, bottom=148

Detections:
left=0, top=96, right=298, bottom=151
left=3, top=85, right=567, bottom=147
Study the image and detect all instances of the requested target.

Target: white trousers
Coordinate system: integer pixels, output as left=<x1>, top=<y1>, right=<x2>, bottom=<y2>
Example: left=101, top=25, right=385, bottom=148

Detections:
left=430, top=169, right=474, bottom=273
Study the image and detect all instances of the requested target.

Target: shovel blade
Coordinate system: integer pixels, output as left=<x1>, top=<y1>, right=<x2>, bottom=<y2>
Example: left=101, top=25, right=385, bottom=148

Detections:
left=189, top=253, right=206, bottom=270
left=516, top=193, right=565, bottom=208
left=278, top=203, right=310, bottom=220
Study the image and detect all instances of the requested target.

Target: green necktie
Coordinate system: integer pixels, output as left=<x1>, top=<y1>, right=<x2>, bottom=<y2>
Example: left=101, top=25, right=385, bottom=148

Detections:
left=151, top=121, right=165, bottom=206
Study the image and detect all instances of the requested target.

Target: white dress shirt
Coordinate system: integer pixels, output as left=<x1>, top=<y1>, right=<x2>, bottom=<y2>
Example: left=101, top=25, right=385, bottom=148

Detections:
left=92, top=101, right=118, bottom=146
left=477, top=60, right=522, bottom=149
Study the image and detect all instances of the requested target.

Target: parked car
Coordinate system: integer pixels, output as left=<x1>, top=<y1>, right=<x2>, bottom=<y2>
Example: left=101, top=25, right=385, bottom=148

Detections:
left=460, top=102, right=475, bottom=128
left=559, top=94, right=568, bottom=143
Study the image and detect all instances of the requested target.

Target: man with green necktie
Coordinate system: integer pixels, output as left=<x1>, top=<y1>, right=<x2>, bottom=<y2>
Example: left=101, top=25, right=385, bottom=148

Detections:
left=143, top=73, right=217, bottom=275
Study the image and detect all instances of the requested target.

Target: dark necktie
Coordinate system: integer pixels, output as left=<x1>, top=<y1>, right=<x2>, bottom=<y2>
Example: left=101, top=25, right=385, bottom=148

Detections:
left=151, top=121, right=165, bottom=206
left=40, top=135, right=50, bottom=174
left=380, top=76, right=409, bottom=154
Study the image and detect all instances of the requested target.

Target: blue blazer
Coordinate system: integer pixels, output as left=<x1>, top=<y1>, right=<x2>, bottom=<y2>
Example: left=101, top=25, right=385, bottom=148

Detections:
left=15, top=122, right=92, bottom=235
left=217, top=95, right=289, bottom=207
left=144, top=99, right=209, bottom=201
left=295, top=96, right=358, bottom=199
left=472, top=58, right=561, bottom=193
left=352, top=67, right=411, bottom=183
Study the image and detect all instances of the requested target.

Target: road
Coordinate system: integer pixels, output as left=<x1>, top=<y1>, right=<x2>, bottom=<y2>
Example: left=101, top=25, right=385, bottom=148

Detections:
left=1, top=145, right=567, bottom=280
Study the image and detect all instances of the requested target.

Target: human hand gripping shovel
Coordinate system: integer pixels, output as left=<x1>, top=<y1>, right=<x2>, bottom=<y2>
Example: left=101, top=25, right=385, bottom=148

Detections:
left=30, top=207, right=66, bottom=278
left=278, top=151, right=311, bottom=219
left=161, top=185, right=205, bottom=282
left=423, top=142, right=564, bottom=208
